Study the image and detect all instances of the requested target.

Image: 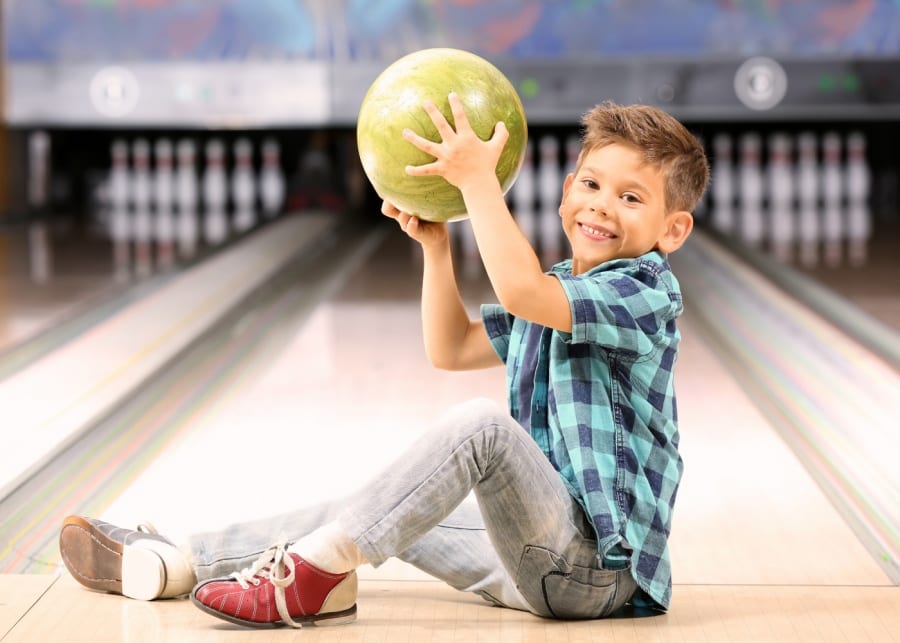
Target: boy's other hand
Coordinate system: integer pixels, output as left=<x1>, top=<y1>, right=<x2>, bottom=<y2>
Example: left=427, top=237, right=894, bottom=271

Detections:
left=381, top=200, right=449, bottom=247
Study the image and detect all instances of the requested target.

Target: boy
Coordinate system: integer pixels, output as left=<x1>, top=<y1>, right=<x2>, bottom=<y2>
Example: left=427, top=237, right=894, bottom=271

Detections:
left=59, top=97, right=708, bottom=628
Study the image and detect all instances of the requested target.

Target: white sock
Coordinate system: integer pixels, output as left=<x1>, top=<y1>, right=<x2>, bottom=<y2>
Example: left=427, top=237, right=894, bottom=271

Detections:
left=288, top=521, right=368, bottom=573
left=177, top=542, right=197, bottom=576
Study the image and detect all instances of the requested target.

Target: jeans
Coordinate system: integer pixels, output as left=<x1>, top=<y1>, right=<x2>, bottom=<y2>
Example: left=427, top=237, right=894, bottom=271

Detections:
left=189, top=397, right=637, bottom=619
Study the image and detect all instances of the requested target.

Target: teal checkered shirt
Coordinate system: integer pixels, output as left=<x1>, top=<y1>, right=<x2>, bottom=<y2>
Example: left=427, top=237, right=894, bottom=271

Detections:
left=481, top=250, right=684, bottom=610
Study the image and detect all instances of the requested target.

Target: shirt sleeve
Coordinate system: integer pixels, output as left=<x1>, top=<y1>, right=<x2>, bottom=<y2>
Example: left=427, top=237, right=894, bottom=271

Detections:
left=480, top=303, right=514, bottom=364
left=553, top=258, right=682, bottom=356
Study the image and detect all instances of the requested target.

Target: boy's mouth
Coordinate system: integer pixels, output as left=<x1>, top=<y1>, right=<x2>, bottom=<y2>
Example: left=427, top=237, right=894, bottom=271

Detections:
left=579, top=222, right=616, bottom=240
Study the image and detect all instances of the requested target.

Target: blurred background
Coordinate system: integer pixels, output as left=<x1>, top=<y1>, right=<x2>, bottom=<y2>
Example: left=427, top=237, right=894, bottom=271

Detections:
left=1, top=0, right=898, bottom=336
left=0, top=0, right=898, bottom=600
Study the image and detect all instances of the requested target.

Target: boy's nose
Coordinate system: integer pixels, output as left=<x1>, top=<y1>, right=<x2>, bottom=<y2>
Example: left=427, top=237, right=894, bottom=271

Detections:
left=589, top=192, right=612, bottom=216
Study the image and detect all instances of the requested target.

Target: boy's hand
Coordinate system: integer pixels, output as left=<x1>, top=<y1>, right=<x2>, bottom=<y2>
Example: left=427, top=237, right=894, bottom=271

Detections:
left=381, top=200, right=449, bottom=247
left=403, top=92, right=508, bottom=193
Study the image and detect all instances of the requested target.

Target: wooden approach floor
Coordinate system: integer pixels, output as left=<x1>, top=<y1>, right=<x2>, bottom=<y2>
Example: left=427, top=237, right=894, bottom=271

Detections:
left=2, top=573, right=898, bottom=643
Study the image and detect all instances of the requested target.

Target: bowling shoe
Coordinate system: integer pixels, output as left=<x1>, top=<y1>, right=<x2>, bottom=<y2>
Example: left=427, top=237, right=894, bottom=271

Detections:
left=191, top=542, right=357, bottom=628
left=59, top=515, right=196, bottom=600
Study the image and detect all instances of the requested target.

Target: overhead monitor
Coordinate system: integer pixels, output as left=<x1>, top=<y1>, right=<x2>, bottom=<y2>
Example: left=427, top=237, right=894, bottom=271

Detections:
left=4, top=0, right=899, bottom=125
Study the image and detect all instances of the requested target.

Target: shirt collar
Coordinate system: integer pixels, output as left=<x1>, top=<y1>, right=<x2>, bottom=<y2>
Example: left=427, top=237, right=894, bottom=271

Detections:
left=549, top=250, right=668, bottom=277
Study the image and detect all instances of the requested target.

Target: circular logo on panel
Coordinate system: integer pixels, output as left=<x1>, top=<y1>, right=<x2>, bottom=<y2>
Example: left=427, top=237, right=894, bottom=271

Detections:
left=734, top=57, right=787, bottom=111
left=90, top=66, right=141, bottom=118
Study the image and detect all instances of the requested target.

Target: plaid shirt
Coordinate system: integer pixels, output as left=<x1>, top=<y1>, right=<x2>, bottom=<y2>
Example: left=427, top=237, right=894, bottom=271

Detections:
left=481, top=250, right=684, bottom=610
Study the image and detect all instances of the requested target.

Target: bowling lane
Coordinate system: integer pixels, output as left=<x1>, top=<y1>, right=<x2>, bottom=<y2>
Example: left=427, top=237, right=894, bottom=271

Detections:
left=0, top=217, right=125, bottom=355
left=700, top=127, right=900, bottom=339
left=796, top=214, right=900, bottom=335
left=88, top=226, right=890, bottom=588
left=671, top=310, right=889, bottom=587
left=1, top=214, right=892, bottom=587
left=0, top=210, right=216, bottom=382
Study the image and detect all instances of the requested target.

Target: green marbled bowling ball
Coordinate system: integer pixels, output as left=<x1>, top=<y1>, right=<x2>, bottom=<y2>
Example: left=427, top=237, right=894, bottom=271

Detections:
left=357, top=48, right=528, bottom=222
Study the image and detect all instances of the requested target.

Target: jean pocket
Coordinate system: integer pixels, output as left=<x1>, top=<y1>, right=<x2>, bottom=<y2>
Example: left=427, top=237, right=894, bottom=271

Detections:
left=517, top=545, right=622, bottom=620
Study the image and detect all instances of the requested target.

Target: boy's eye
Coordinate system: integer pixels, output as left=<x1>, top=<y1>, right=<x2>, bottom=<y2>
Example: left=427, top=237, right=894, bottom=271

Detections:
left=622, top=193, right=641, bottom=204
left=581, top=179, right=599, bottom=189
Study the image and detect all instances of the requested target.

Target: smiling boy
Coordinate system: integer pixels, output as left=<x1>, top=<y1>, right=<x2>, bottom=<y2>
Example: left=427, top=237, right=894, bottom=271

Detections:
left=60, top=97, right=709, bottom=627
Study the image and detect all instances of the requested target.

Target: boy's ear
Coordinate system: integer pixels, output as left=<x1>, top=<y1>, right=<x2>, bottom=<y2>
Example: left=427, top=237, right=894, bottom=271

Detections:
left=656, top=210, right=694, bottom=253
left=559, top=173, right=575, bottom=211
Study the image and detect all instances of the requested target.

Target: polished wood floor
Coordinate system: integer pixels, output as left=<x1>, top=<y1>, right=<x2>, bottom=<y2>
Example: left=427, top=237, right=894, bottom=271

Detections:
left=3, top=573, right=898, bottom=643
left=1, top=215, right=897, bottom=642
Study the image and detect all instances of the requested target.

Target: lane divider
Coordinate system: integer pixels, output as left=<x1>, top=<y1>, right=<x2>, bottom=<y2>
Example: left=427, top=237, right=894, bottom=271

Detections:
left=673, top=230, right=900, bottom=584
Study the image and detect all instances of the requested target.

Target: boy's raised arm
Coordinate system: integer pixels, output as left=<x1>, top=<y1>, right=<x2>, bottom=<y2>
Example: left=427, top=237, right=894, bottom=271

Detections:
left=404, top=94, right=573, bottom=333
left=382, top=201, right=500, bottom=371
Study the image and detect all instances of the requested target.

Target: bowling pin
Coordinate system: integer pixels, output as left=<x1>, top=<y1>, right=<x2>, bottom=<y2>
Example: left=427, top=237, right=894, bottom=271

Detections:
left=538, top=135, right=562, bottom=266
left=28, top=221, right=52, bottom=283
left=232, top=137, right=257, bottom=233
left=510, top=140, right=537, bottom=249
left=24, top=134, right=52, bottom=284
left=845, top=131, right=871, bottom=266
left=821, top=131, right=844, bottom=266
left=259, top=138, right=286, bottom=218
left=738, top=132, right=764, bottom=248
left=767, top=132, right=794, bottom=262
left=26, top=128, right=53, bottom=283
left=153, top=138, right=176, bottom=269
left=203, top=138, right=229, bottom=245
left=28, top=130, right=51, bottom=213
left=692, top=134, right=709, bottom=221
left=175, top=139, right=200, bottom=259
left=711, top=133, right=735, bottom=235
left=153, top=139, right=175, bottom=213
left=131, top=139, right=152, bottom=215
left=796, top=132, right=820, bottom=267
left=131, top=138, right=154, bottom=276
left=108, top=139, right=132, bottom=280
left=109, top=139, right=131, bottom=213
left=846, top=201, right=871, bottom=268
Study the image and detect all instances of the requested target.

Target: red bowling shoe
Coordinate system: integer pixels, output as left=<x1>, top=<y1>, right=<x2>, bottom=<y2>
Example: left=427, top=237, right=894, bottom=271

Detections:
left=191, top=542, right=357, bottom=628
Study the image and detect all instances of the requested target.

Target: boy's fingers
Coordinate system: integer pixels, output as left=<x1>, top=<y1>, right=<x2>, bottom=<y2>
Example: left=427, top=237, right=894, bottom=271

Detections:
left=406, top=162, right=439, bottom=177
left=381, top=200, right=403, bottom=218
left=447, top=92, right=470, bottom=131
left=493, top=121, right=509, bottom=142
left=490, top=121, right=510, bottom=153
left=393, top=212, right=415, bottom=231
left=422, top=99, right=455, bottom=138
left=403, top=128, right=439, bottom=155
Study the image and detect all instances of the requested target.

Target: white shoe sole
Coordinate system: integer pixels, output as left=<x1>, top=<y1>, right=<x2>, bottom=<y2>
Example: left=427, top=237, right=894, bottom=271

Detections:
left=122, top=546, right=167, bottom=600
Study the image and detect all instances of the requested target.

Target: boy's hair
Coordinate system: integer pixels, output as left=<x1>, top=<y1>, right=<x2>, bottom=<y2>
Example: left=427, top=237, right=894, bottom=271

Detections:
left=579, top=102, right=710, bottom=214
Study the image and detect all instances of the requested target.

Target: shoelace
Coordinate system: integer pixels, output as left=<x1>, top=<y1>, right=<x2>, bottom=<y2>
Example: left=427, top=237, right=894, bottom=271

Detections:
left=136, top=522, right=159, bottom=535
left=229, top=542, right=302, bottom=628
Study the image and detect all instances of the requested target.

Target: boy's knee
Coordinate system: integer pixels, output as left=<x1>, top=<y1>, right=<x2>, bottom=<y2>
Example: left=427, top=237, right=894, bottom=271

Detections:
left=447, top=398, right=510, bottom=429
left=434, top=397, right=519, bottom=448
left=463, top=396, right=505, bottom=414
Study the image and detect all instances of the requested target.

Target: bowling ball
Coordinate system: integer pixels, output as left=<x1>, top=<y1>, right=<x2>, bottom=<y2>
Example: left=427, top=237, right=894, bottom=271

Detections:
left=357, top=48, right=528, bottom=223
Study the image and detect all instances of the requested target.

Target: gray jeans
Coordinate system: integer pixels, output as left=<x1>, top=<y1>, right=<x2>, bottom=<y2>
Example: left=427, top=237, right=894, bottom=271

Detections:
left=189, top=397, right=637, bottom=619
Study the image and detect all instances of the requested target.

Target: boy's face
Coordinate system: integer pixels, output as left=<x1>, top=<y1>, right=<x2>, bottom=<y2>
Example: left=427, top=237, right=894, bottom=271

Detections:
left=558, top=143, right=692, bottom=275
